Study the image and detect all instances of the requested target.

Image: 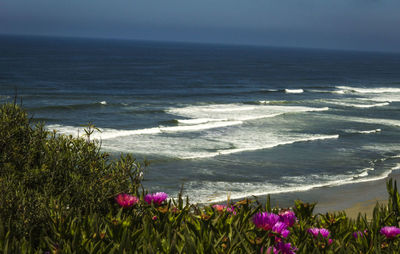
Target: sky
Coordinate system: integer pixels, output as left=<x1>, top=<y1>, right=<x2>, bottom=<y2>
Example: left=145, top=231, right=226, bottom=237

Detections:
left=1, top=0, right=400, bottom=52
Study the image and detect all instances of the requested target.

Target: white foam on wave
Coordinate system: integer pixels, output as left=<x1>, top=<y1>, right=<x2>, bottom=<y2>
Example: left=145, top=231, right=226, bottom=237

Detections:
left=177, top=118, right=226, bottom=125
left=47, top=124, right=161, bottom=139
left=258, top=100, right=295, bottom=105
left=359, top=129, right=381, bottom=134
left=336, top=86, right=400, bottom=94
left=351, top=102, right=389, bottom=108
left=285, top=89, right=304, bottom=94
left=349, top=117, right=400, bottom=127
left=358, top=95, right=400, bottom=103
left=99, top=101, right=107, bottom=105
left=209, top=106, right=256, bottom=112
left=354, top=167, right=374, bottom=178
left=47, top=120, right=243, bottom=140
left=330, top=101, right=389, bottom=108
left=186, top=163, right=400, bottom=203
left=332, top=90, right=345, bottom=94
left=98, top=131, right=340, bottom=160
left=316, top=114, right=400, bottom=128
left=182, top=134, right=339, bottom=159
left=357, top=171, right=368, bottom=177
left=162, top=121, right=242, bottom=132
left=167, top=104, right=329, bottom=123
left=48, top=104, right=332, bottom=160
left=345, top=129, right=381, bottom=134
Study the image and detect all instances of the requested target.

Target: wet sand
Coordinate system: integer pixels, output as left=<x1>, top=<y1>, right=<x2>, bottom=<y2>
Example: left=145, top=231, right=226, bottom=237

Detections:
left=263, top=171, right=400, bottom=218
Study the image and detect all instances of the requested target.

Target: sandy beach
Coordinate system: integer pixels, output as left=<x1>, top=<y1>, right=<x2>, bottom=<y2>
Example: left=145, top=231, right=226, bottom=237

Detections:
left=263, top=171, right=400, bottom=219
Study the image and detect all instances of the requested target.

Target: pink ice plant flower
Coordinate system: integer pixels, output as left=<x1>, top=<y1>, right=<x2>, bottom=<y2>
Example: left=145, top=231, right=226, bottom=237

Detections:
left=276, top=242, right=297, bottom=254
left=272, top=221, right=290, bottom=238
left=308, top=228, right=330, bottom=238
left=267, top=242, right=297, bottom=254
left=144, top=192, right=168, bottom=205
left=115, top=194, right=139, bottom=208
left=353, top=230, right=367, bottom=239
left=252, top=212, right=280, bottom=231
left=212, top=204, right=226, bottom=211
left=279, top=210, right=297, bottom=227
left=212, top=204, right=236, bottom=214
left=380, top=226, right=400, bottom=239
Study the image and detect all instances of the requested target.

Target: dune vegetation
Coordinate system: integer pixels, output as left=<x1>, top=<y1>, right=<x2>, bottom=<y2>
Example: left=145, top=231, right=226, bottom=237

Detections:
left=1, top=102, right=400, bottom=253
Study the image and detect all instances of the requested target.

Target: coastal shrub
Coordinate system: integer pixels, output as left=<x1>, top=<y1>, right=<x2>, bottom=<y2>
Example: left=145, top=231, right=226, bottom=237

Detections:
left=0, top=103, right=145, bottom=243
left=1, top=102, right=400, bottom=253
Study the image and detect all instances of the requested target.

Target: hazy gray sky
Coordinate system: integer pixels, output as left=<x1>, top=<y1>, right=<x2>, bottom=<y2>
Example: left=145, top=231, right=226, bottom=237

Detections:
left=1, top=0, right=400, bottom=52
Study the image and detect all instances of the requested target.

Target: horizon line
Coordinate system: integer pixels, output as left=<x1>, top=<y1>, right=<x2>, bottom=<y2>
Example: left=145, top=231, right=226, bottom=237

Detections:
left=1, top=32, right=399, bottom=55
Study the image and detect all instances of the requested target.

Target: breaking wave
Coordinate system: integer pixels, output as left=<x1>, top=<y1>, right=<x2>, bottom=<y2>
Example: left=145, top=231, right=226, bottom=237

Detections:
left=181, top=134, right=339, bottom=159
left=166, top=103, right=329, bottom=123
left=344, top=129, right=381, bottom=134
left=186, top=163, right=400, bottom=203
left=335, top=86, right=400, bottom=94
left=285, top=89, right=304, bottom=94
left=329, top=101, right=390, bottom=108
left=47, top=120, right=243, bottom=140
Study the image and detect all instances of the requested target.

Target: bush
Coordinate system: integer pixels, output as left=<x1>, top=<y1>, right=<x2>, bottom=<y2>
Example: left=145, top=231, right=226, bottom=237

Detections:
left=0, top=102, right=145, bottom=244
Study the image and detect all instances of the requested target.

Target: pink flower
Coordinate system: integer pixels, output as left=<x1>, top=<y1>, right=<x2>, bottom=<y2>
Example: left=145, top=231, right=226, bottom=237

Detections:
left=380, top=226, right=400, bottom=239
left=115, top=194, right=139, bottom=208
left=144, top=192, right=168, bottom=205
left=272, top=222, right=290, bottom=238
left=267, top=242, right=297, bottom=254
left=152, top=216, right=158, bottom=221
left=212, top=204, right=226, bottom=211
left=353, top=230, right=366, bottom=239
left=279, top=210, right=297, bottom=227
left=308, top=228, right=330, bottom=238
left=226, top=206, right=236, bottom=214
left=212, top=204, right=236, bottom=214
left=252, top=212, right=280, bottom=231
left=276, top=242, right=297, bottom=254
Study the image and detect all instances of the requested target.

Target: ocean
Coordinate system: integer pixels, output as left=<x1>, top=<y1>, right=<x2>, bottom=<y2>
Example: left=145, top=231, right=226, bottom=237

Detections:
left=1, top=35, right=400, bottom=204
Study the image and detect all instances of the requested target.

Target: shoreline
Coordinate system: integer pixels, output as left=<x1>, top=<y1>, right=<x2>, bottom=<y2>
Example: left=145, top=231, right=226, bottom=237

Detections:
left=256, top=171, right=400, bottom=218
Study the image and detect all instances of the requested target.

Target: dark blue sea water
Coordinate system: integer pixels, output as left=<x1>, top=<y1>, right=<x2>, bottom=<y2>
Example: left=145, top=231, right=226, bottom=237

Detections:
left=1, top=35, right=400, bottom=203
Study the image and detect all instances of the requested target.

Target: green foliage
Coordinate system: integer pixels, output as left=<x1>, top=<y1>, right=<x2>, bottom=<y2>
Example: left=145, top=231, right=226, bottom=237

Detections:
left=0, top=103, right=144, bottom=245
left=1, top=102, right=400, bottom=253
left=293, top=200, right=316, bottom=222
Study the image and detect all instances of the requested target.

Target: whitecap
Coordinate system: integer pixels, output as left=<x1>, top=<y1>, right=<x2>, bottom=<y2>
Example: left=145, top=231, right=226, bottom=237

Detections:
left=316, top=114, right=400, bottom=128
left=332, top=90, right=345, bottom=94
left=177, top=118, right=226, bottom=125
left=285, top=89, right=304, bottom=94
left=336, top=86, right=400, bottom=94
left=359, top=95, right=400, bottom=103
left=334, top=102, right=389, bottom=108
left=344, top=129, right=381, bottom=134
left=167, top=104, right=329, bottom=123
left=182, top=134, right=339, bottom=159
left=354, top=167, right=374, bottom=178
left=47, top=120, right=243, bottom=140
left=327, top=99, right=390, bottom=108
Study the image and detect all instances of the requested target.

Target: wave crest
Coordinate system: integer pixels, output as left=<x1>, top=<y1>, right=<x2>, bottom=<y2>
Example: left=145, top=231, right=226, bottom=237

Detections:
left=336, top=86, right=400, bottom=94
left=285, top=89, right=304, bottom=94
